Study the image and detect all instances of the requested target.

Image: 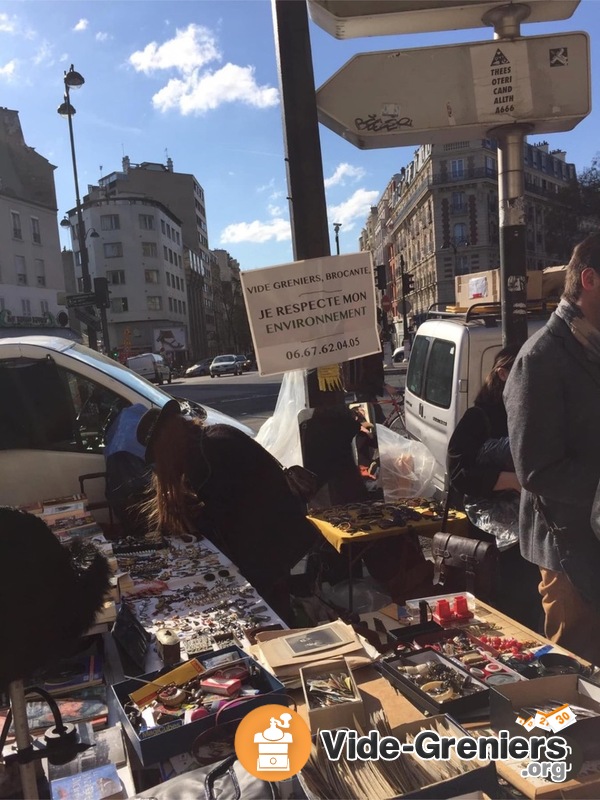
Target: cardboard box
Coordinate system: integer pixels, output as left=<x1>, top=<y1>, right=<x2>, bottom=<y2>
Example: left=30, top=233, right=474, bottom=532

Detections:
left=378, top=648, right=489, bottom=722
left=300, top=657, right=365, bottom=734
left=542, top=265, right=567, bottom=299
left=455, top=268, right=544, bottom=308
left=489, top=673, right=600, bottom=761
left=112, top=646, right=287, bottom=766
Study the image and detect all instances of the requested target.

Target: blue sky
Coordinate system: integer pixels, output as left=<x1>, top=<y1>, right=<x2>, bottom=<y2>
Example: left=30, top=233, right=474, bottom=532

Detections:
left=0, top=0, right=598, bottom=270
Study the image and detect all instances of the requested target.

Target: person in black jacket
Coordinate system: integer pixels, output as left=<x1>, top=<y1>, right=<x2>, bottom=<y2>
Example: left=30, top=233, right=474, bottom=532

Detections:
left=137, top=400, right=319, bottom=622
left=447, top=345, right=543, bottom=630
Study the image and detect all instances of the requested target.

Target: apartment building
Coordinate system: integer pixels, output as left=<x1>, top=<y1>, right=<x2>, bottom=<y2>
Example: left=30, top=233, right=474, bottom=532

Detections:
left=212, top=249, right=252, bottom=355
left=0, top=108, right=67, bottom=336
left=65, top=195, right=187, bottom=359
left=360, top=138, right=576, bottom=339
left=86, top=157, right=214, bottom=360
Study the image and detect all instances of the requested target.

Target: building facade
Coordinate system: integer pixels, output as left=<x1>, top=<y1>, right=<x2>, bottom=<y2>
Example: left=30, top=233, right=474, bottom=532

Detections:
left=0, top=108, right=67, bottom=336
left=87, top=157, right=215, bottom=360
left=212, top=248, right=252, bottom=355
left=360, top=138, right=576, bottom=340
left=65, top=194, right=187, bottom=360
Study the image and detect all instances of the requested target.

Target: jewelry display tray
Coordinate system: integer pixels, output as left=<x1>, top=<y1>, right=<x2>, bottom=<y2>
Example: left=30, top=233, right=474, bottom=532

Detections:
left=377, top=647, right=490, bottom=722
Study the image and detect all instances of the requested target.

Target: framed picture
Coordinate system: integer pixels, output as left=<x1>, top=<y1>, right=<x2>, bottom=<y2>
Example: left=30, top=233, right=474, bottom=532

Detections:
left=283, top=626, right=346, bottom=657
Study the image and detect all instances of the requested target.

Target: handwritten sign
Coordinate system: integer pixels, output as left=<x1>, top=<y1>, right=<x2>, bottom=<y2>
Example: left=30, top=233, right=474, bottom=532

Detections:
left=241, top=253, right=380, bottom=376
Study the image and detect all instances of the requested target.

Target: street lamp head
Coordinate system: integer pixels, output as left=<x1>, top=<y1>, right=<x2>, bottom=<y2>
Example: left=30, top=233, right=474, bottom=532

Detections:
left=59, top=216, right=71, bottom=228
left=64, top=65, right=85, bottom=89
left=88, top=228, right=100, bottom=239
left=57, top=99, right=75, bottom=118
left=333, top=222, right=342, bottom=233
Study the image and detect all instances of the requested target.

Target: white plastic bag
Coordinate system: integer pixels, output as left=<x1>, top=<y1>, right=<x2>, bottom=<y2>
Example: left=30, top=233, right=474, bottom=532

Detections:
left=375, top=424, right=436, bottom=501
left=255, top=370, right=306, bottom=467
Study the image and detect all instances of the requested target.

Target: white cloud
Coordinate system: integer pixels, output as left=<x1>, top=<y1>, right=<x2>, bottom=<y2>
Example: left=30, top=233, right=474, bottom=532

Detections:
left=0, top=13, right=17, bottom=33
left=257, top=179, right=275, bottom=193
left=73, top=18, right=89, bottom=32
left=267, top=203, right=284, bottom=217
left=130, top=24, right=278, bottom=116
left=0, top=60, right=17, bottom=80
left=328, top=188, right=379, bottom=231
left=129, top=24, right=220, bottom=76
left=324, top=163, right=366, bottom=189
left=96, top=32, right=111, bottom=42
left=32, top=41, right=53, bottom=66
left=152, top=63, right=278, bottom=116
left=220, top=218, right=291, bottom=245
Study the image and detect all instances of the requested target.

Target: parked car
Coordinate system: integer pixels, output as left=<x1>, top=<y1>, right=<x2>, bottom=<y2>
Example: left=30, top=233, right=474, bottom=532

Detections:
left=185, top=358, right=213, bottom=378
left=392, top=346, right=405, bottom=363
left=234, top=354, right=252, bottom=372
left=126, top=353, right=171, bottom=385
left=210, top=354, right=242, bottom=377
left=0, top=336, right=254, bottom=511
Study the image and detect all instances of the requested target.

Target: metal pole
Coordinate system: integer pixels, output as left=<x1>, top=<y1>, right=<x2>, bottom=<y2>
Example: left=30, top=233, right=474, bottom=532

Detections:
left=333, top=223, right=341, bottom=255
left=8, top=680, right=39, bottom=800
left=65, top=84, right=97, bottom=350
left=400, top=253, right=409, bottom=340
left=484, top=4, right=531, bottom=349
left=99, top=305, right=110, bottom=354
left=272, top=0, right=344, bottom=408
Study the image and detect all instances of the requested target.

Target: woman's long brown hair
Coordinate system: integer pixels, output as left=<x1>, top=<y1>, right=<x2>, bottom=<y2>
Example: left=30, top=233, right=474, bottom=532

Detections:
left=144, top=414, right=209, bottom=535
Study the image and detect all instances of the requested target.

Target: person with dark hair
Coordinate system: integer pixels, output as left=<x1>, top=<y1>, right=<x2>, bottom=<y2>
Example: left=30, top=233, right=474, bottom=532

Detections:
left=505, top=233, right=600, bottom=662
left=447, top=345, right=543, bottom=629
left=136, top=401, right=319, bottom=622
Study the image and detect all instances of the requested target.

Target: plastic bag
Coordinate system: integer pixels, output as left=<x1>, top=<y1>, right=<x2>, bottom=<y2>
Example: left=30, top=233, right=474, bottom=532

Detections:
left=375, top=424, right=436, bottom=501
left=255, top=370, right=306, bottom=467
left=464, top=493, right=520, bottom=551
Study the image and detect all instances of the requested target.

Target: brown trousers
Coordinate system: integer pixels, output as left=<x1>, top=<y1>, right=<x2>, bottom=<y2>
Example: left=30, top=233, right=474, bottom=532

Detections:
left=539, top=567, right=600, bottom=665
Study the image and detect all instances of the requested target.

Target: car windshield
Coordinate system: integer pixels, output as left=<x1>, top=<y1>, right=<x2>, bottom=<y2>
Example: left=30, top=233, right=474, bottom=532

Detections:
left=214, top=356, right=235, bottom=363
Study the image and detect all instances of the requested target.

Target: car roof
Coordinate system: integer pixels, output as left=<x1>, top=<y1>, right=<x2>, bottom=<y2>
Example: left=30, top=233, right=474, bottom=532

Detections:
left=0, top=335, right=75, bottom=353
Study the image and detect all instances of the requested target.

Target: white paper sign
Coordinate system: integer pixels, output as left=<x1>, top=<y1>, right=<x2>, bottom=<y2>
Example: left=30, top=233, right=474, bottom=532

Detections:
left=241, top=253, right=380, bottom=376
left=545, top=704, right=577, bottom=733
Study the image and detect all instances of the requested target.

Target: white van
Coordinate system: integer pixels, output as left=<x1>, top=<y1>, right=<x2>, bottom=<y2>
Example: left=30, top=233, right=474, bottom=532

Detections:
left=126, top=352, right=171, bottom=385
left=404, top=309, right=548, bottom=495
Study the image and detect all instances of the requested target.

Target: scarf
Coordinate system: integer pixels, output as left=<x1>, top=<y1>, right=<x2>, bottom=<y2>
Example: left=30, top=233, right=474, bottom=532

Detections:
left=555, top=298, right=600, bottom=364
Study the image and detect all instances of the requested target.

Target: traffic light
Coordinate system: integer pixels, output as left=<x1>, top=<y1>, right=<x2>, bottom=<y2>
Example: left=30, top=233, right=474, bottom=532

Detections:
left=94, top=277, right=111, bottom=308
left=402, top=273, right=415, bottom=295
left=375, top=264, right=387, bottom=291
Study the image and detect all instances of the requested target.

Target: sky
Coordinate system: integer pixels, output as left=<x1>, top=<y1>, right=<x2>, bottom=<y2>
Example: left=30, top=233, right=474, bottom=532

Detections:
left=0, top=0, right=599, bottom=271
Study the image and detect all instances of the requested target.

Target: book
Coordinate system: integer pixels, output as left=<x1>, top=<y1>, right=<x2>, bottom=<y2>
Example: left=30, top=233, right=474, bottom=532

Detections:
left=39, top=654, right=104, bottom=696
left=42, top=493, right=87, bottom=516
left=0, top=686, right=108, bottom=737
left=50, top=763, right=124, bottom=800
left=48, top=723, right=127, bottom=781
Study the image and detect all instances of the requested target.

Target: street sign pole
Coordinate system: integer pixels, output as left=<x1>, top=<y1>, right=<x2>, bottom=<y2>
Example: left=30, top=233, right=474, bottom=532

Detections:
left=486, top=5, right=531, bottom=349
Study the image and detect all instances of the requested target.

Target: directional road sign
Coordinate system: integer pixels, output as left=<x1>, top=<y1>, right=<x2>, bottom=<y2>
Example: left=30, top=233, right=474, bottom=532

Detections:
left=66, top=291, right=98, bottom=308
left=73, top=306, right=101, bottom=331
left=317, top=32, right=590, bottom=149
left=308, top=0, right=580, bottom=39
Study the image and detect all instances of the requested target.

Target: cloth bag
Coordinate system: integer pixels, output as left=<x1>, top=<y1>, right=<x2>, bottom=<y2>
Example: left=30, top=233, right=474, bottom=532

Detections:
left=131, top=754, right=278, bottom=800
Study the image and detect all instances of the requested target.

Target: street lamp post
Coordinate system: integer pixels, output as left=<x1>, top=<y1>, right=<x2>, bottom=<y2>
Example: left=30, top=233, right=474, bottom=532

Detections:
left=333, top=222, right=342, bottom=255
left=58, top=65, right=97, bottom=350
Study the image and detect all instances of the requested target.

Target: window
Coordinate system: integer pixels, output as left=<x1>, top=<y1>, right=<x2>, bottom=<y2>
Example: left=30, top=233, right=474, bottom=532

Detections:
left=0, top=359, right=128, bottom=453
left=145, top=269, right=159, bottom=283
left=35, top=258, right=45, bottom=286
left=110, top=297, right=128, bottom=312
left=164, top=246, right=169, bottom=260
left=15, top=255, right=26, bottom=284
left=450, top=159, right=464, bottom=179
left=142, top=242, right=157, bottom=258
left=182, top=301, right=186, bottom=314
left=168, top=297, right=173, bottom=311
left=41, top=300, right=49, bottom=314
left=424, top=340, right=455, bottom=408
left=453, top=223, right=468, bottom=244
left=107, top=270, right=126, bottom=285
left=169, top=249, right=174, bottom=264
left=11, top=211, right=22, bottom=239
left=166, top=273, right=171, bottom=287
left=406, top=335, right=431, bottom=398
left=175, top=231, right=180, bottom=245
left=451, top=191, right=466, bottom=212
left=103, top=242, right=123, bottom=258
left=161, top=220, right=166, bottom=235
left=31, top=217, right=41, bottom=244
left=167, top=224, right=172, bottom=239
left=21, top=299, right=31, bottom=316
left=455, top=255, right=469, bottom=275
left=139, top=214, right=155, bottom=230
left=101, top=214, right=120, bottom=231
left=147, top=296, right=162, bottom=311
left=485, top=156, right=496, bottom=176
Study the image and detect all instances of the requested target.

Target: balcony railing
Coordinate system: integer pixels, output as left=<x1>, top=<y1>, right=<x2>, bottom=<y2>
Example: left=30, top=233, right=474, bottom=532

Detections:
left=431, top=167, right=497, bottom=184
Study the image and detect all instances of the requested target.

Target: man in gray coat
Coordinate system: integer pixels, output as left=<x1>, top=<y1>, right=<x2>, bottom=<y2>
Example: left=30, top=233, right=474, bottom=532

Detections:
left=505, top=233, right=600, bottom=664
